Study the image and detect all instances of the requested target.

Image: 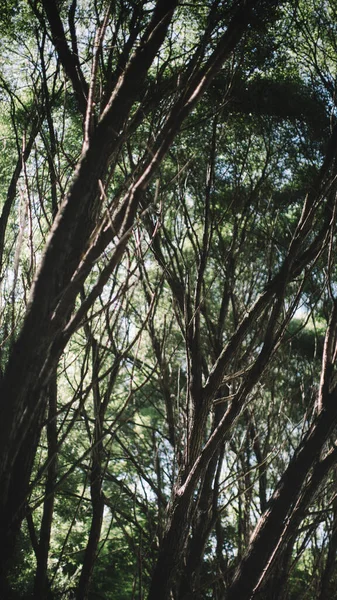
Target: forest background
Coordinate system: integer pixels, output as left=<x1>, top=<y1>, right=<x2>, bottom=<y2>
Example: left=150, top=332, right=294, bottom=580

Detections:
left=1, top=1, right=337, bottom=599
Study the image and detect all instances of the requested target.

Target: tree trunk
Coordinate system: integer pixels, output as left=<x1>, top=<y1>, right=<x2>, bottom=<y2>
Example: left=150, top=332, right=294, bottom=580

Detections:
left=318, top=469, right=337, bottom=600
left=34, top=376, right=58, bottom=599
left=226, top=395, right=337, bottom=600
left=0, top=2, right=178, bottom=584
left=76, top=337, right=105, bottom=600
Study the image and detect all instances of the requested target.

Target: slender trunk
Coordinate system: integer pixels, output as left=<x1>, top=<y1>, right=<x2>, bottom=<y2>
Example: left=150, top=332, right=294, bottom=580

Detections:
left=76, top=337, right=105, bottom=600
left=76, top=472, right=104, bottom=600
left=34, top=376, right=58, bottom=599
left=249, top=412, right=268, bottom=513
left=0, top=114, right=41, bottom=274
left=318, top=470, right=337, bottom=600
left=178, top=446, right=224, bottom=599
left=258, top=533, right=297, bottom=600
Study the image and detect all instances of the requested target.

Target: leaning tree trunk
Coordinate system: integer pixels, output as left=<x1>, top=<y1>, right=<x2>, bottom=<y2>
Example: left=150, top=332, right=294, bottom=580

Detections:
left=226, top=390, right=337, bottom=600
left=0, top=1, right=178, bottom=589
left=0, top=1, right=274, bottom=594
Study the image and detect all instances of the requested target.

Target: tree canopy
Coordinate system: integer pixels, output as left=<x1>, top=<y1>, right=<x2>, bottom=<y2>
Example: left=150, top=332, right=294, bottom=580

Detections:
left=1, top=1, right=337, bottom=599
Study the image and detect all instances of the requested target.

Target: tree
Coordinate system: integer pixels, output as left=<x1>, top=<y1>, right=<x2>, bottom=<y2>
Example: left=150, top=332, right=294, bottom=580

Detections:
left=2, top=1, right=337, bottom=599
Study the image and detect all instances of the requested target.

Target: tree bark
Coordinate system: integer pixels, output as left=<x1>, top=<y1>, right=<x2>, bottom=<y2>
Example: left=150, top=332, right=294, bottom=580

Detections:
left=226, top=394, right=337, bottom=600
left=76, top=337, right=105, bottom=600
left=34, top=376, right=58, bottom=600
left=0, top=1, right=178, bottom=588
left=318, top=469, right=337, bottom=600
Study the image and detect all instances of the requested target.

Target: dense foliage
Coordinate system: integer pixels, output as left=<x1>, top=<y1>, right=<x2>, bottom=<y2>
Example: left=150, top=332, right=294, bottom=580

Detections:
left=1, top=1, right=337, bottom=599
